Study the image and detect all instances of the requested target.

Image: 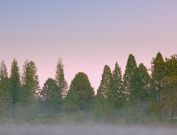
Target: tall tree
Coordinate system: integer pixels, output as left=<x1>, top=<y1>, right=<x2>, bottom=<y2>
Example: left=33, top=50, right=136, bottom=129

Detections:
left=130, top=63, right=151, bottom=103
left=108, top=62, right=124, bottom=108
left=9, top=59, right=21, bottom=116
left=97, top=65, right=113, bottom=99
left=64, top=72, right=94, bottom=112
left=42, top=78, right=62, bottom=113
left=123, top=54, right=137, bottom=102
left=55, top=58, right=68, bottom=98
left=21, top=60, right=40, bottom=105
left=96, top=65, right=113, bottom=117
left=151, top=52, right=166, bottom=118
left=0, top=60, right=10, bottom=112
left=161, top=55, right=177, bottom=120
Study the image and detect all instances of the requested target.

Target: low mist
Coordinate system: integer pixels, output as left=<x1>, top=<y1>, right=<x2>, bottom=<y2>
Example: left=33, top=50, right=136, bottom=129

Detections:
left=0, top=123, right=177, bottom=135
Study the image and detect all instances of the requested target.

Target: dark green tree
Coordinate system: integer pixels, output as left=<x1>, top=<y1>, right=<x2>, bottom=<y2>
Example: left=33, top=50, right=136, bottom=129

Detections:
left=21, top=60, right=40, bottom=106
left=123, top=54, right=137, bottom=102
left=97, top=65, right=112, bottom=99
left=151, top=52, right=166, bottom=118
left=64, top=72, right=94, bottom=112
left=55, top=58, right=68, bottom=98
left=108, top=62, right=124, bottom=108
left=42, top=78, right=62, bottom=113
left=161, top=55, right=177, bottom=120
left=0, top=61, right=10, bottom=112
left=96, top=65, right=113, bottom=117
left=129, top=63, right=152, bottom=121
left=130, top=63, right=151, bottom=104
left=9, top=59, right=21, bottom=116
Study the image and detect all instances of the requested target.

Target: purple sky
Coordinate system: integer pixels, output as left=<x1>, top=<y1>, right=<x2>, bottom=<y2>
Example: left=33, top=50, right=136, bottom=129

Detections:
left=0, top=0, right=177, bottom=90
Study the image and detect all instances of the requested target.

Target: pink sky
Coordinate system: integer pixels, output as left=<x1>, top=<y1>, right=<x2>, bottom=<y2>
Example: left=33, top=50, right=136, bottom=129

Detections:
left=0, top=0, right=176, bottom=90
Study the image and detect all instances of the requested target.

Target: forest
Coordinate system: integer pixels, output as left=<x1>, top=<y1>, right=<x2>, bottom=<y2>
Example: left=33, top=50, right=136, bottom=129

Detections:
left=0, top=52, right=177, bottom=124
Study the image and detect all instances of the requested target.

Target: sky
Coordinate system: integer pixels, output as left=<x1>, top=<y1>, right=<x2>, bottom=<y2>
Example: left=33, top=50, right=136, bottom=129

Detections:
left=0, top=0, right=177, bottom=90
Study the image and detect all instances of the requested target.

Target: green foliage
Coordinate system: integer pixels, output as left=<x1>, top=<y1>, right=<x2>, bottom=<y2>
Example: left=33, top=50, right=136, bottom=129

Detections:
left=123, top=54, right=137, bottom=103
left=64, top=72, right=94, bottom=112
left=0, top=61, right=10, bottom=112
left=21, top=61, right=40, bottom=106
left=9, top=59, right=21, bottom=116
left=55, top=58, right=68, bottom=98
left=130, top=64, right=151, bottom=103
left=108, top=62, right=124, bottom=108
left=0, top=53, right=176, bottom=122
left=161, top=55, right=177, bottom=120
left=95, top=65, right=113, bottom=118
left=151, top=52, right=167, bottom=117
left=41, top=78, right=62, bottom=113
left=97, top=65, right=112, bottom=99
left=151, top=52, right=166, bottom=83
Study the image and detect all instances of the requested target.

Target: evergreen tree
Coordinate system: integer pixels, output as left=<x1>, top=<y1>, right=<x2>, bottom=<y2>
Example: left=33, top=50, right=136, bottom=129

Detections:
left=126, top=63, right=151, bottom=121
left=108, top=62, right=124, bottom=108
left=42, top=78, right=62, bottom=113
left=64, top=72, right=94, bottom=112
left=21, top=60, right=40, bottom=106
left=55, top=58, right=68, bottom=98
left=9, top=59, right=21, bottom=116
left=130, top=63, right=151, bottom=117
left=97, top=65, right=112, bottom=99
left=123, top=54, right=137, bottom=102
left=137, top=64, right=151, bottom=101
left=95, top=65, right=113, bottom=117
left=0, top=60, right=10, bottom=112
left=151, top=52, right=166, bottom=118
left=161, top=55, right=177, bottom=120
left=130, top=63, right=151, bottom=103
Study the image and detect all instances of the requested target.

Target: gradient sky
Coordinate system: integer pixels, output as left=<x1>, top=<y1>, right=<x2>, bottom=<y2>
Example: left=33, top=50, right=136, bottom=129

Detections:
left=0, top=0, right=177, bottom=90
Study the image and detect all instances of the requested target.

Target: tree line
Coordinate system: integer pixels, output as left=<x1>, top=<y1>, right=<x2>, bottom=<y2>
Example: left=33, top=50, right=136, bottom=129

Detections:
left=0, top=52, right=177, bottom=122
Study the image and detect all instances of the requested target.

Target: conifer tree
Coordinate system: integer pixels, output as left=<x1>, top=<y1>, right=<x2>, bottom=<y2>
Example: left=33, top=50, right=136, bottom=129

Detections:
left=123, top=54, right=137, bottom=102
left=96, top=65, right=113, bottom=117
left=21, top=60, right=40, bottom=105
left=97, top=65, right=113, bottom=99
left=0, top=60, right=10, bottom=112
left=55, top=58, right=68, bottom=98
left=126, top=63, right=151, bottom=120
left=42, top=78, right=62, bottom=113
left=64, top=72, right=94, bottom=111
left=161, top=55, right=177, bottom=120
left=130, top=64, right=150, bottom=102
left=130, top=64, right=151, bottom=106
left=108, top=62, right=124, bottom=108
left=151, top=52, right=166, bottom=117
left=9, top=59, right=21, bottom=116
left=137, top=64, right=151, bottom=101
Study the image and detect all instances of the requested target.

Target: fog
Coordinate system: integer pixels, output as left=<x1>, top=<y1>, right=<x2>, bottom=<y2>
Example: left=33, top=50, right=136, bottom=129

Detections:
left=0, top=123, right=177, bottom=135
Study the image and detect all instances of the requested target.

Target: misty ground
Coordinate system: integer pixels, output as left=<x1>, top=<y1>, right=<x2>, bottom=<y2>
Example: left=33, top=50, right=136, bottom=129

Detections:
left=0, top=123, right=177, bottom=135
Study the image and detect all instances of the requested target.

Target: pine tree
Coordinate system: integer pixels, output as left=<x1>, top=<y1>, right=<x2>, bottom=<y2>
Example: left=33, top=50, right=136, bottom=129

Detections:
left=95, top=65, right=113, bottom=117
left=123, top=54, right=137, bottom=102
left=42, top=78, right=62, bottom=113
left=97, top=65, right=112, bottom=99
left=21, top=60, right=40, bottom=106
left=0, top=60, right=10, bottom=112
left=127, top=63, right=151, bottom=121
left=161, top=55, right=177, bottom=120
left=55, top=58, right=68, bottom=98
left=130, top=64, right=151, bottom=111
left=137, top=64, right=151, bottom=101
left=151, top=52, right=166, bottom=118
left=64, top=72, right=94, bottom=112
left=130, top=64, right=151, bottom=103
left=9, top=59, right=21, bottom=116
left=108, top=62, right=124, bottom=108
